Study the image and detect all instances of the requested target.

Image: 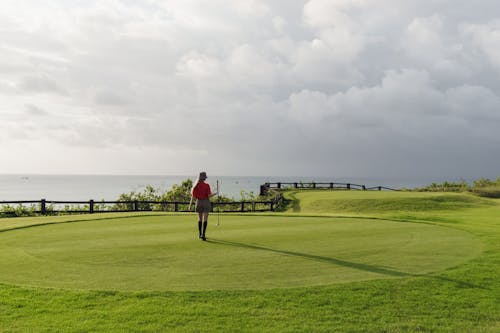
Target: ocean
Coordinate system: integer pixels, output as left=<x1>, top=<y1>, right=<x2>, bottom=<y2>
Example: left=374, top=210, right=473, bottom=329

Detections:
left=0, top=174, right=470, bottom=201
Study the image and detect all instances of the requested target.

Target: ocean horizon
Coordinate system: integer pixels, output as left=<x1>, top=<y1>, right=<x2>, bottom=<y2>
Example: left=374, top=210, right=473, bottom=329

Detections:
left=0, top=174, right=476, bottom=201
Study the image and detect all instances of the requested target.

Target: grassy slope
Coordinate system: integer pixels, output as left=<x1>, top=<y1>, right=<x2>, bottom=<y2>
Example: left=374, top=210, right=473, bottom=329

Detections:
left=287, top=190, right=495, bottom=214
left=0, top=192, right=499, bottom=332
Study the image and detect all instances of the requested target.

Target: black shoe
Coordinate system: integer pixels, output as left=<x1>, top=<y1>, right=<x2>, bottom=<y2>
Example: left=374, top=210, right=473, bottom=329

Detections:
left=202, top=235, right=207, bottom=241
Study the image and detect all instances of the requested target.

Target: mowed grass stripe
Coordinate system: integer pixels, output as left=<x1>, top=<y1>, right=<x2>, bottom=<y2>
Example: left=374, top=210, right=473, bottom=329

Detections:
left=0, top=214, right=480, bottom=291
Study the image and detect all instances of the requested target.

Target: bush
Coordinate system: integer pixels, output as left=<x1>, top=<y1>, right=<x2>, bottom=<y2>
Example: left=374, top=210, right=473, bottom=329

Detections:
left=0, top=179, right=285, bottom=217
left=0, top=204, right=40, bottom=217
left=113, top=179, right=236, bottom=212
left=470, top=186, right=500, bottom=198
left=472, top=177, right=500, bottom=188
left=410, top=176, right=500, bottom=198
left=472, top=177, right=497, bottom=188
left=412, top=180, right=469, bottom=192
left=160, top=179, right=194, bottom=202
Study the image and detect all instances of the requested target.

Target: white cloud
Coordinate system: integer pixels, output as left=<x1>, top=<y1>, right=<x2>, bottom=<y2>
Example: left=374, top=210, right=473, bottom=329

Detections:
left=0, top=0, right=499, bottom=178
left=303, top=0, right=366, bottom=29
left=462, top=20, right=500, bottom=72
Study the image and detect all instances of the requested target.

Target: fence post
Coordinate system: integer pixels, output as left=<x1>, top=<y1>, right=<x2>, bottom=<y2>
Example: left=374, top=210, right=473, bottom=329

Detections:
left=277, top=182, right=281, bottom=189
left=294, top=182, right=298, bottom=188
left=362, top=185, right=366, bottom=190
left=89, top=200, right=94, bottom=214
left=312, top=182, right=316, bottom=189
left=270, top=201, right=274, bottom=211
left=241, top=202, right=245, bottom=212
left=133, top=200, right=139, bottom=211
left=378, top=186, right=382, bottom=191
left=252, top=202, right=256, bottom=212
left=41, top=199, right=46, bottom=215
left=174, top=202, right=178, bottom=212
left=347, top=183, right=351, bottom=190
left=260, top=185, right=266, bottom=196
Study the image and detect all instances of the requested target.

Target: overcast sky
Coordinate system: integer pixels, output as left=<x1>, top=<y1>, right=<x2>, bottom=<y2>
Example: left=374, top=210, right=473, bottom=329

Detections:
left=1, top=0, right=499, bottom=179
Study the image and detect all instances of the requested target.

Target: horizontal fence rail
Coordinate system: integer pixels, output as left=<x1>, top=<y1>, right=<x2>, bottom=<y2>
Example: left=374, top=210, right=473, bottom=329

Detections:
left=260, top=182, right=399, bottom=195
left=0, top=195, right=284, bottom=216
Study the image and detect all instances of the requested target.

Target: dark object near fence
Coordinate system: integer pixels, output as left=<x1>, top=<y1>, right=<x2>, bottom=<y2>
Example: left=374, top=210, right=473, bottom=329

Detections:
left=259, top=182, right=399, bottom=195
left=0, top=195, right=284, bottom=215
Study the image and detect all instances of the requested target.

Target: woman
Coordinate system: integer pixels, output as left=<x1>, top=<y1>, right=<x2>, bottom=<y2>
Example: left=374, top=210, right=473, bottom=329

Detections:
left=189, top=171, right=217, bottom=241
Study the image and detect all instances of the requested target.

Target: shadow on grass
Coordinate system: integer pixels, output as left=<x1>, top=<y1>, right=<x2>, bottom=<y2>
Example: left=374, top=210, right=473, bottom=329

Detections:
left=207, top=238, right=409, bottom=277
left=207, top=238, right=485, bottom=289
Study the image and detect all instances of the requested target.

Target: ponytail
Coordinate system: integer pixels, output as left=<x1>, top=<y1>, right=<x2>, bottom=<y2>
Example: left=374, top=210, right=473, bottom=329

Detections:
left=191, top=177, right=201, bottom=196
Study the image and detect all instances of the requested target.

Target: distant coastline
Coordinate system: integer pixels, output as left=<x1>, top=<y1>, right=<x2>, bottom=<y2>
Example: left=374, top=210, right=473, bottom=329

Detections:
left=0, top=174, right=478, bottom=201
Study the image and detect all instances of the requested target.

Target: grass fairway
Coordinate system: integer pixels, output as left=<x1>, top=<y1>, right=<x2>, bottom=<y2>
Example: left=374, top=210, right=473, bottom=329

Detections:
left=0, top=191, right=499, bottom=332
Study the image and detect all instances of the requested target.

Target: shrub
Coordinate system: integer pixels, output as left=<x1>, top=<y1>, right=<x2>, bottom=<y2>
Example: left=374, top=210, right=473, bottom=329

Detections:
left=470, top=186, right=500, bottom=198
left=0, top=204, right=39, bottom=217
left=411, top=176, right=500, bottom=198
left=412, top=180, right=469, bottom=192
left=472, top=177, right=497, bottom=188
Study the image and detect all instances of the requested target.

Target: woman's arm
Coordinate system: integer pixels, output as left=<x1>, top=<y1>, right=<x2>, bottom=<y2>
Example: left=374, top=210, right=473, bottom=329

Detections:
left=188, top=195, right=194, bottom=211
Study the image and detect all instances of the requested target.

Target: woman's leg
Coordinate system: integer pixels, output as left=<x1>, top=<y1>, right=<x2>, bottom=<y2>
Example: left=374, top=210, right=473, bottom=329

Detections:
left=202, top=211, right=209, bottom=240
left=198, top=212, right=203, bottom=238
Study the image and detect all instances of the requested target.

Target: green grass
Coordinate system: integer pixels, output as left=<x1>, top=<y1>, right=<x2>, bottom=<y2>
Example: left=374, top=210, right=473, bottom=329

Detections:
left=0, top=215, right=479, bottom=291
left=0, top=191, right=499, bottom=332
left=287, top=190, right=494, bottom=214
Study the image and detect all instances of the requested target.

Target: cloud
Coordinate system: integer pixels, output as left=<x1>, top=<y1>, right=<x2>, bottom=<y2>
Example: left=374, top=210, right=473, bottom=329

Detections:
left=18, top=75, right=68, bottom=95
left=24, top=104, right=49, bottom=116
left=0, top=0, right=499, bottom=178
left=94, top=90, right=132, bottom=106
left=462, top=20, right=500, bottom=72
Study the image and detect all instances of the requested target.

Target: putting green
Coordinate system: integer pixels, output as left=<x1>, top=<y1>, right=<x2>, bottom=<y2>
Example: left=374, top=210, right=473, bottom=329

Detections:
left=0, top=215, right=480, bottom=291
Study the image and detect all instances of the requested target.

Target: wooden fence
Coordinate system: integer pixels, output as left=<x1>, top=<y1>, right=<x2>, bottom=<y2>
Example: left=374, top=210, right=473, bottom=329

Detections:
left=260, top=182, right=399, bottom=195
left=1, top=181, right=399, bottom=215
left=0, top=194, right=284, bottom=215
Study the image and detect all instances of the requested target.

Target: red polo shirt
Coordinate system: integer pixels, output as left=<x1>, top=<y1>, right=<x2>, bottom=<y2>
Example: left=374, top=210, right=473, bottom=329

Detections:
left=192, top=181, right=211, bottom=200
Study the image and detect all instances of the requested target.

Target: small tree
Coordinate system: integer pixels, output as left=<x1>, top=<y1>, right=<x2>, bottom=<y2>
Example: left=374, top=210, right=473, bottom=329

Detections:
left=160, top=179, right=193, bottom=202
